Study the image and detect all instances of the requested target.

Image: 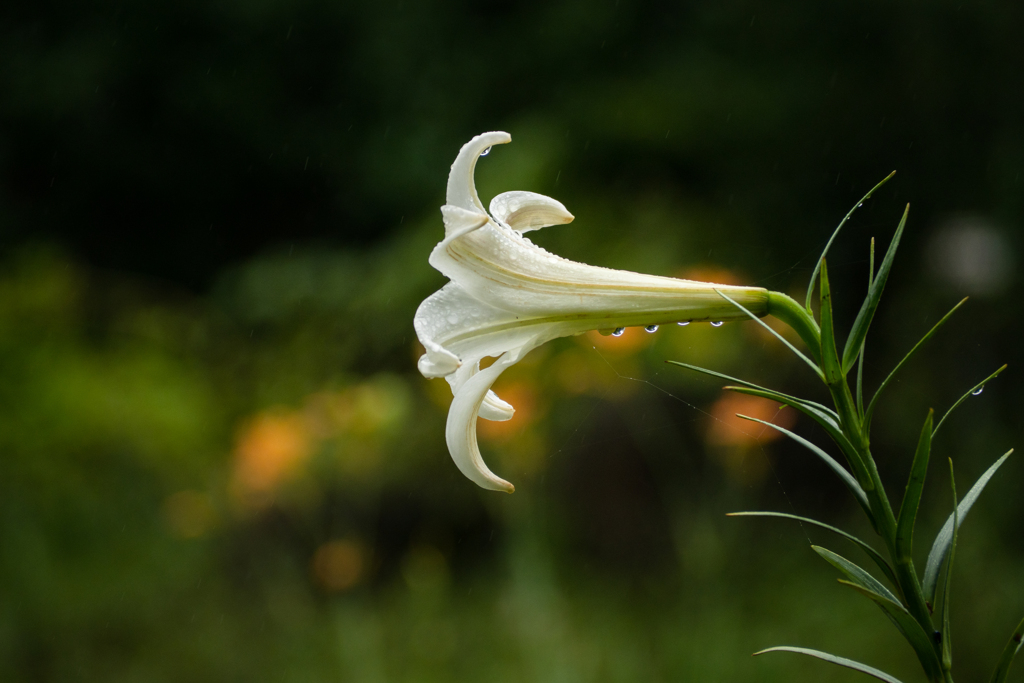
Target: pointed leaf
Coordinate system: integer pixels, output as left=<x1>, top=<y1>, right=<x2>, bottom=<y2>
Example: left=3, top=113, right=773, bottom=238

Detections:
left=989, top=616, right=1024, bottom=683
left=937, top=459, right=958, bottom=670
left=923, top=449, right=1014, bottom=601
left=856, top=237, right=875, bottom=415
left=737, top=416, right=869, bottom=513
left=895, top=410, right=933, bottom=562
left=805, top=171, right=896, bottom=311
left=716, top=289, right=823, bottom=380
left=727, top=511, right=897, bottom=588
left=933, top=364, right=1008, bottom=437
left=755, top=646, right=906, bottom=683
left=814, top=546, right=898, bottom=602
left=839, top=581, right=944, bottom=681
left=842, top=204, right=909, bottom=372
left=723, top=385, right=871, bottom=491
left=818, top=260, right=844, bottom=386
left=863, top=297, right=968, bottom=430
left=666, top=360, right=839, bottom=420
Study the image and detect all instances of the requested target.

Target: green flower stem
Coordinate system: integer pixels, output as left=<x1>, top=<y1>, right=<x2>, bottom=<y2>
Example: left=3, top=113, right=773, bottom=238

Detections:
left=767, top=291, right=821, bottom=363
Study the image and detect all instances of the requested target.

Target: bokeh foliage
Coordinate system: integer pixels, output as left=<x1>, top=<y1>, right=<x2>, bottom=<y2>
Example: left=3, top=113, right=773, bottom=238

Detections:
left=1, top=0, right=1022, bottom=681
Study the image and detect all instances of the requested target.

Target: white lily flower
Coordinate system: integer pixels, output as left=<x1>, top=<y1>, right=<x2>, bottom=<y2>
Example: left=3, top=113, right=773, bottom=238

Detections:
left=415, top=131, right=769, bottom=493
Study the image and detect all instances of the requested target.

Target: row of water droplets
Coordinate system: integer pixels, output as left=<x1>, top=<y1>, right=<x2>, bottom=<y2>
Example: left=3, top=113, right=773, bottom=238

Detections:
left=612, top=321, right=723, bottom=337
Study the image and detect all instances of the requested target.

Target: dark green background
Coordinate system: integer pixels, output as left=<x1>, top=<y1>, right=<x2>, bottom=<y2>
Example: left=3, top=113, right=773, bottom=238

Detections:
left=2, top=1, right=1022, bottom=681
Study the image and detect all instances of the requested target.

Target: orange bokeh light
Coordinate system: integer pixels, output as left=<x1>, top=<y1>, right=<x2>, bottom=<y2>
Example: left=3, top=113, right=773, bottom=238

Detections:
left=232, top=411, right=311, bottom=495
left=705, top=391, right=796, bottom=447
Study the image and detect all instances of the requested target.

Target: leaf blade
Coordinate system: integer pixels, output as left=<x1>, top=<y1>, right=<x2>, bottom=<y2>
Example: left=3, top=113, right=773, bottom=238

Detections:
left=863, top=297, right=968, bottom=430
left=895, top=410, right=933, bottom=562
left=727, top=511, right=897, bottom=587
left=815, top=546, right=898, bottom=603
left=665, top=360, right=838, bottom=420
left=804, top=171, right=897, bottom=312
left=855, top=237, right=876, bottom=415
left=937, top=459, right=958, bottom=670
left=842, top=204, right=909, bottom=373
left=922, top=449, right=1015, bottom=601
left=933, top=364, right=1008, bottom=437
left=818, top=259, right=844, bottom=386
left=737, top=415, right=869, bottom=513
left=754, top=646, right=906, bottom=683
left=839, top=581, right=944, bottom=681
left=989, top=616, right=1024, bottom=683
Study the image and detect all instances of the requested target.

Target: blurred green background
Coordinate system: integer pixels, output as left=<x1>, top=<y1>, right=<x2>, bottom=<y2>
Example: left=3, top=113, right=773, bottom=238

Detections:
left=1, top=1, right=1022, bottom=681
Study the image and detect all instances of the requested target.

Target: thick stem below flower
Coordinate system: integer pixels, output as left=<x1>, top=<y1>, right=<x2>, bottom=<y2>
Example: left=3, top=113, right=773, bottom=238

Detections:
left=766, top=291, right=822, bottom=363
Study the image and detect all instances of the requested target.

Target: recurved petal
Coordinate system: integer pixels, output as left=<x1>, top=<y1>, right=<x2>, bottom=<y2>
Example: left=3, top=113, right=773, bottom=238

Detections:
left=447, top=361, right=515, bottom=422
left=489, top=191, right=574, bottom=233
left=445, top=131, right=511, bottom=213
left=445, top=341, right=539, bottom=493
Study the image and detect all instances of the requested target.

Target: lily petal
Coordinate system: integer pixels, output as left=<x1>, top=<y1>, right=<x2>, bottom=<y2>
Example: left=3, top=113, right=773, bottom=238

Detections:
left=445, top=131, right=511, bottom=213
left=490, top=191, right=575, bottom=233
left=446, top=341, right=541, bottom=493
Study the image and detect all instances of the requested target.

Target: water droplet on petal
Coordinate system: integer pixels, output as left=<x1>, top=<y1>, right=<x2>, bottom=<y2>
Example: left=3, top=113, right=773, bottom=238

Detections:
left=645, top=325, right=659, bottom=333
left=447, top=313, right=460, bottom=324
left=612, top=328, right=625, bottom=337
left=710, top=321, right=724, bottom=327
left=677, top=321, right=690, bottom=326
left=972, top=387, right=984, bottom=396
left=480, top=146, right=491, bottom=156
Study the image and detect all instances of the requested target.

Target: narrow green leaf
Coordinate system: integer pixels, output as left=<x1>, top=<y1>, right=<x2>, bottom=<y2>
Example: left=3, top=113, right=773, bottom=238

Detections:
left=716, top=288, right=824, bottom=380
left=856, top=237, right=875, bottom=416
left=727, top=511, right=897, bottom=588
left=839, top=581, right=944, bottom=681
left=755, top=646, right=906, bottom=683
left=805, top=170, right=897, bottom=312
left=818, top=260, right=844, bottom=385
left=736, top=415, right=869, bottom=513
left=923, top=449, right=1015, bottom=601
left=814, top=546, right=898, bottom=602
left=841, top=204, right=909, bottom=373
left=933, top=364, right=1008, bottom=437
left=863, top=297, right=968, bottom=431
left=723, top=385, right=872, bottom=495
left=665, top=360, right=839, bottom=421
left=726, top=383, right=870, bottom=482
left=989, top=615, right=1024, bottom=683
left=895, top=410, right=933, bottom=562
left=937, top=459, right=958, bottom=670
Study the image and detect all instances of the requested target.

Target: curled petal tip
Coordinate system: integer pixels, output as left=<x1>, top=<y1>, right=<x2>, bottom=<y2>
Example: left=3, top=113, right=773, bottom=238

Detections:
left=445, top=351, right=517, bottom=493
left=446, top=132, right=511, bottom=213
left=489, top=191, right=574, bottom=233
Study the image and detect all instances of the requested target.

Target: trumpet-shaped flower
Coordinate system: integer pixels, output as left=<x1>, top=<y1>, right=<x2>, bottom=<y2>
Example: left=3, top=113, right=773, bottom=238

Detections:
left=415, top=131, right=768, bottom=492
